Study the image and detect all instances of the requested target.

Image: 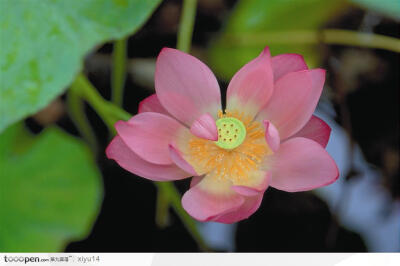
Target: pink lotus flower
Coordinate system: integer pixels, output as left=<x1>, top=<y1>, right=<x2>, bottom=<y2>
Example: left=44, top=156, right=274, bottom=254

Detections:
left=106, top=46, right=339, bottom=223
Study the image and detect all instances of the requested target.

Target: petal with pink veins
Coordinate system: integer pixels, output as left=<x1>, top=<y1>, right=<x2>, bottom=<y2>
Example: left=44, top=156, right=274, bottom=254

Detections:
left=138, top=94, right=170, bottom=116
left=271, top=53, right=308, bottom=81
left=263, top=120, right=280, bottom=152
left=190, top=113, right=218, bottom=141
left=182, top=174, right=245, bottom=222
left=267, top=137, right=339, bottom=192
left=226, top=47, right=274, bottom=119
left=213, top=194, right=264, bottom=224
left=168, top=143, right=197, bottom=176
left=115, top=112, right=188, bottom=165
left=256, top=69, right=326, bottom=140
left=106, top=136, right=191, bottom=181
left=155, top=48, right=221, bottom=126
left=288, top=115, right=331, bottom=148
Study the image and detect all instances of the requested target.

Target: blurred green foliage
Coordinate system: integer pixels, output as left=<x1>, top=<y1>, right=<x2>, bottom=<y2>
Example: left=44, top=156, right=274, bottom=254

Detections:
left=352, top=0, right=400, bottom=20
left=0, top=0, right=162, bottom=133
left=208, top=0, right=347, bottom=80
left=0, top=124, right=102, bottom=251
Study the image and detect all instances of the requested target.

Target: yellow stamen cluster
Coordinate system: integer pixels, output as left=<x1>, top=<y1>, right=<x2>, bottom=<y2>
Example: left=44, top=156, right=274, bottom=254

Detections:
left=188, top=110, right=270, bottom=183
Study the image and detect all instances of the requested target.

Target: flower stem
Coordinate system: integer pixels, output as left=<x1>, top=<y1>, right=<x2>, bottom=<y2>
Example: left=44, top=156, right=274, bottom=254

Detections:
left=156, top=182, right=209, bottom=251
left=155, top=188, right=170, bottom=228
left=67, top=86, right=98, bottom=153
left=71, top=74, right=116, bottom=134
left=71, top=74, right=132, bottom=135
left=322, top=29, right=400, bottom=52
left=111, top=38, right=127, bottom=107
left=221, top=29, right=400, bottom=53
left=70, top=73, right=210, bottom=251
left=177, top=0, right=197, bottom=53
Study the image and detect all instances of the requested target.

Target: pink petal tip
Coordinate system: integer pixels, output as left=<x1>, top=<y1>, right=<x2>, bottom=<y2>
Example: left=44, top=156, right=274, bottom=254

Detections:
left=190, top=113, right=218, bottom=141
left=263, top=120, right=280, bottom=152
